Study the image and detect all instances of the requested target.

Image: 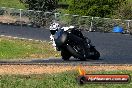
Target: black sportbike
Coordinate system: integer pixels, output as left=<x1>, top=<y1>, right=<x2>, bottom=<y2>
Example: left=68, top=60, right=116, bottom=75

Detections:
left=54, top=28, right=100, bottom=61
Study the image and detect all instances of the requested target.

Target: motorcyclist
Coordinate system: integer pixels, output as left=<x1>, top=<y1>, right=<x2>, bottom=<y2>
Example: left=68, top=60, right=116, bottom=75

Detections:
left=49, top=20, right=60, bottom=50
left=49, top=21, right=86, bottom=50
left=49, top=21, right=100, bottom=60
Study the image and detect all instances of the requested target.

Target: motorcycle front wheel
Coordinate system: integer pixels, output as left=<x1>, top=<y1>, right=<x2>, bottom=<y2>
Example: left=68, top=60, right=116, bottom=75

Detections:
left=61, top=48, right=71, bottom=61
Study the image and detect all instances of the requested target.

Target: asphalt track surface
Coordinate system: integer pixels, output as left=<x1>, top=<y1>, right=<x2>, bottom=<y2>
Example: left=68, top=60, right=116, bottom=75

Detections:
left=0, top=24, right=132, bottom=65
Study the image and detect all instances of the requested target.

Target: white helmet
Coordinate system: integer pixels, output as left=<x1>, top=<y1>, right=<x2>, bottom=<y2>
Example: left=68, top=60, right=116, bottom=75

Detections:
left=50, top=22, right=60, bottom=30
left=49, top=21, right=60, bottom=35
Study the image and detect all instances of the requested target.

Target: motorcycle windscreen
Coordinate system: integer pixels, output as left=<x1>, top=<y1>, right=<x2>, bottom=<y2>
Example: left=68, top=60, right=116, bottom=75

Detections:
left=54, top=30, right=67, bottom=47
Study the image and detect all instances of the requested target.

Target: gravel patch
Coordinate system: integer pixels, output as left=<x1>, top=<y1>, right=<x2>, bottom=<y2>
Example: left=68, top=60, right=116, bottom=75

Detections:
left=0, top=65, right=132, bottom=75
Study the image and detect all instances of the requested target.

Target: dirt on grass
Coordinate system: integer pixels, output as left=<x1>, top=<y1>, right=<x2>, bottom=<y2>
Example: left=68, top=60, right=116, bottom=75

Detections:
left=0, top=65, right=132, bottom=75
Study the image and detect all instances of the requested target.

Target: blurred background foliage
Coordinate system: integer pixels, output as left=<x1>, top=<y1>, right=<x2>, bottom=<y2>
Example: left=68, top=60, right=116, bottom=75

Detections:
left=0, top=0, right=131, bottom=19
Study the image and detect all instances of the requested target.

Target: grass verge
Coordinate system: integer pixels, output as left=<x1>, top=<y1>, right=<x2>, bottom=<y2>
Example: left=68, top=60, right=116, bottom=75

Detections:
left=0, top=37, right=60, bottom=59
left=0, top=70, right=132, bottom=88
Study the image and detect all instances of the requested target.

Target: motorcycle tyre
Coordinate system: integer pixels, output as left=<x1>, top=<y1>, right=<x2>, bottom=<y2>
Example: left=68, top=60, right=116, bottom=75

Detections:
left=61, top=49, right=71, bottom=61
left=90, top=48, right=100, bottom=60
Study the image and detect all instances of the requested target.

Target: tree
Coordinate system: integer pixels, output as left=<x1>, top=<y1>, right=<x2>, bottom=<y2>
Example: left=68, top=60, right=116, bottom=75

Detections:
left=113, top=1, right=132, bottom=19
left=19, top=0, right=58, bottom=27
left=20, top=0, right=58, bottom=11
left=68, top=0, right=126, bottom=18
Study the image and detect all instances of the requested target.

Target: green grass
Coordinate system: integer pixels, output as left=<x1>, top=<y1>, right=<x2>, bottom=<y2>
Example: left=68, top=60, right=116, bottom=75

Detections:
left=0, top=37, right=60, bottom=59
left=0, top=0, right=25, bottom=9
left=0, top=70, right=132, bottom=88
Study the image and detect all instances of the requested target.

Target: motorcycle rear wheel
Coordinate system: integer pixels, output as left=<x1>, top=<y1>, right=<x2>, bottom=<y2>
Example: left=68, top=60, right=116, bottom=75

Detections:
left=90, top=47, right=100, bottom=60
